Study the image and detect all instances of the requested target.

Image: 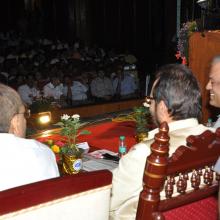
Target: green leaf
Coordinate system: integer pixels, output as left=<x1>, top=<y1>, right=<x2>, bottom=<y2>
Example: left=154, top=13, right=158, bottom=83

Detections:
left=54, top=122, right=64, bottom=127
left=79, top=130, right=91, bottom=135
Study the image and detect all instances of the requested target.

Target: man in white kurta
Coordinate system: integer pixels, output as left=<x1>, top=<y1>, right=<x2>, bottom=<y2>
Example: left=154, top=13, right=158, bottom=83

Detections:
left=0, top=83, right=59, bottom=191
left=110, top=63, right=213, bottom=219
left=110, top=119, right=213, bottom=219
left=0, top=133, right=60, bottom=191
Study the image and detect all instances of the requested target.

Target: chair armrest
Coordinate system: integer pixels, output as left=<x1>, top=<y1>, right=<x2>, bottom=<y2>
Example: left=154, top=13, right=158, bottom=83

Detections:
left=0, top=170, right=112, bottom=220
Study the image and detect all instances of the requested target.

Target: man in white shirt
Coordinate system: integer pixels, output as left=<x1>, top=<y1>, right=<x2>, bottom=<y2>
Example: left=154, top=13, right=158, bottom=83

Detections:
left=18, top=75, right=40, bottom=105
left=63, top=77, right=88, bottom=104
left=72, top=79, right=88, bottom=101
left=0, top=83, right=59, bottom=191
left=90, top=70, right=114, bottom=101
left=43, top=76, right=63, bottom=100
left=113, top=67, right=137, bottom=99
left=110, top=64, right=212, bottom=219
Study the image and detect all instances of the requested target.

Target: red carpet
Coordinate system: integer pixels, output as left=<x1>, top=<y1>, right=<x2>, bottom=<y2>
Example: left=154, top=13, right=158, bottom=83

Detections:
left=163, top=196, right=218, bottom=220
left=37, top=121, right=136, bottom=153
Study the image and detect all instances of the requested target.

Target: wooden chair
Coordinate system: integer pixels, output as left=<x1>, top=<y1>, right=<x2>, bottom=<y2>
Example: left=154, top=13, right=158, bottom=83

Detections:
left=136, top=122, right=220, bottom=220
left=0, top=170, right=112, bottom=220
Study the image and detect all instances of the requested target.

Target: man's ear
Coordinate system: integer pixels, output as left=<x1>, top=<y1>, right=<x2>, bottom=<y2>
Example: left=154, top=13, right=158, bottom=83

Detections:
left=157, top=100, right=172, bottom=123
left=160, top=100, right=168, bottom=113
left=9, top=115, right=19, bottom=135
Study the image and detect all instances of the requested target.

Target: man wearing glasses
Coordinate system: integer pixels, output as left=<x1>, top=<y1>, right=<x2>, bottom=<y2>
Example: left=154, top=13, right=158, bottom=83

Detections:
left=110, top=64, right=214, bottom=219
left=0, top=83, right=59, bottom=191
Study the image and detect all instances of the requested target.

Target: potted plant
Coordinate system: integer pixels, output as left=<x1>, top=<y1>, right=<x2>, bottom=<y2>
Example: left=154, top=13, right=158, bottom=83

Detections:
left=55, top=114, right=91, bottom=174
left=133, top=102, right=150, bottom=142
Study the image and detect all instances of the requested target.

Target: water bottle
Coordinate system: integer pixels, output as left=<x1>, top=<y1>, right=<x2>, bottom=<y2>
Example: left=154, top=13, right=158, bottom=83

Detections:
left=206, top=118, right=212, bottom=127
left=118, top=136, right=127, bottom=158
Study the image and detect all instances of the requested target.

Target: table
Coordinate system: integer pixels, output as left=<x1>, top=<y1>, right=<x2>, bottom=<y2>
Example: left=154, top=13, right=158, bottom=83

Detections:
left=36, top=120, right=137, bottom=153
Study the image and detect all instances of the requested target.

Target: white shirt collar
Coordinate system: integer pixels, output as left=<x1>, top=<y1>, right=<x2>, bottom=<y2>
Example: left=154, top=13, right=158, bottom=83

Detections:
left=147, top=118, right=199, bottom=140
left=47, top=82, right=55, bottom=89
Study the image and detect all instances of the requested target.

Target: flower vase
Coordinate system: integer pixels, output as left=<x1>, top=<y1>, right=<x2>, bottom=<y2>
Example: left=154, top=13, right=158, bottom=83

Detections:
left=135, top=132, right=148, bottom=143
left=62, top=153, right=82, bottom=175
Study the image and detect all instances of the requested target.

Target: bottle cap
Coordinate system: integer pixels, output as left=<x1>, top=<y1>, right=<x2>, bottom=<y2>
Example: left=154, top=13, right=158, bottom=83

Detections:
left=120, top=136, right=125, bottom=140
left=119, top=146, right=126, bottom=154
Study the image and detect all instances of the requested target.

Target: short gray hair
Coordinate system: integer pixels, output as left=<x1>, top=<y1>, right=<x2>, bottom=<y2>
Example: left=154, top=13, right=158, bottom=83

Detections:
left=0, top=84, right=23, bottom=132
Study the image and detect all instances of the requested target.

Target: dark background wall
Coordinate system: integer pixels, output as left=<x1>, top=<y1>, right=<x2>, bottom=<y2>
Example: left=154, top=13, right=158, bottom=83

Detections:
left=0, top=0, right=202, bottom=72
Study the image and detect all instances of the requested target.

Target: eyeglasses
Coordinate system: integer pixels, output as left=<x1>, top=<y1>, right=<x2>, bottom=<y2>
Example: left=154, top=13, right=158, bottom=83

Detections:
left=17, top=109, right=31, bottom=119
left=145, top=96, right=154, bottom=105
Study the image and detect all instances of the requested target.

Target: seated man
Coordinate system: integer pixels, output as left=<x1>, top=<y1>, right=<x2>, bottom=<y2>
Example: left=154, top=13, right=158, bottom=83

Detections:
left=43, top=76, right=64, bottom=100
left=206, top=55, right=220, bottom=128
left=17, top=75, right=40, bottom=106
left=206, top=55, right=220, bottom=215
left=110, top=64, right=214, bottom=219
left=0, top=84, right=59, bottom=191
left=71, top=76, right=89, bottom=104
left=90, top=69, right=114, bottom=101
left=113, top=66, right=137, bottom=99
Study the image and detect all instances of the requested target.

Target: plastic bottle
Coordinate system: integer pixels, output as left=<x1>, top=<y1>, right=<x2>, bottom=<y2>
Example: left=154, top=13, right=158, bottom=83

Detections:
left=118, top=136, right=127, bottom=158
left=206, top=118, right=212, bottom=127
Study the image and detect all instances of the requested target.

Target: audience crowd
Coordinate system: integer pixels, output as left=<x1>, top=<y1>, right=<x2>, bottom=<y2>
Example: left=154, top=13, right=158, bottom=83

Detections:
left=0, top=30, right=140, bottom=110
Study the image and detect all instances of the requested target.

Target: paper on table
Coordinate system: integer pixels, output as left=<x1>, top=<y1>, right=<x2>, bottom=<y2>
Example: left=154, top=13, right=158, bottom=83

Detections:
left=83, top=160, right=117, bottom=171
left=83, top=150, right=118, bottom=171
left=89, top=149, right=118, bottom=157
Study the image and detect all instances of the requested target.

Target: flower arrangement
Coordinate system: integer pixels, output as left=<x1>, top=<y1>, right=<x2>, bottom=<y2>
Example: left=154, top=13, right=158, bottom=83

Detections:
left=42, top=139, right=66, bottom=162
left=133, top=102, right=150, bottom=135
left=176, top=21, right=198, bottom=65
left=54, top=114, right=91, bottom=157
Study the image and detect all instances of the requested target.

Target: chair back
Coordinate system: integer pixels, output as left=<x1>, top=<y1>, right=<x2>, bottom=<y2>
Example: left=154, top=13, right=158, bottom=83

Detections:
left=136, top=122, right=220, bottom=220
left=0, top=170, right=112, bottom=220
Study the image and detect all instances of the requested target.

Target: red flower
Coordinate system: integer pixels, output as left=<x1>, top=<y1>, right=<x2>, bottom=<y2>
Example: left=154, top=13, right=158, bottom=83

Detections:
left=182, top=57, right=187, bottom=65
left=175, top=51, right=181, bottom=59
left=55, top=154, right=61, bottom=162
left=54, top=141, right=65, bottom=147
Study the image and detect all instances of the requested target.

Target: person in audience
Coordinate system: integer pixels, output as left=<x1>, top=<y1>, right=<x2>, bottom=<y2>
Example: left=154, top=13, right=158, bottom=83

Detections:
left=18, top=75, right=40, bottom=105
left=62, top=74, right=73, bottom=106
left=43, top=75, right=64, bottom=100
left=123, top=50, right=137, bottom=64
left=71, top=75, right=88, bottom=105
left=113, top=65, right=137, bottom=99
left=90, top=69, right=114, bottom=101
left=0, top=83, right=59, bottom=191
left=110, top=64, right=214, bottom=219
left=34, top=71, right=48, bottom=90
